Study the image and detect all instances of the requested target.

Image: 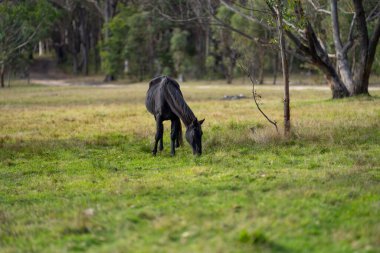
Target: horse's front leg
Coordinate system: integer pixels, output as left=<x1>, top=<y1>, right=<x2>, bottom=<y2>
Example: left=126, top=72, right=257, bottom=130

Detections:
left=153, top=115, right=163, bottom=155
left=170, top=118, right=179, bottom=156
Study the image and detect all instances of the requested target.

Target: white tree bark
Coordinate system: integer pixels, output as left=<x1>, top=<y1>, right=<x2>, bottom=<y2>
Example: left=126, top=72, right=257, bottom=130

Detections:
left=39, top=41, right=44, bottom=56
left=330, top=0, right=354, bottom=94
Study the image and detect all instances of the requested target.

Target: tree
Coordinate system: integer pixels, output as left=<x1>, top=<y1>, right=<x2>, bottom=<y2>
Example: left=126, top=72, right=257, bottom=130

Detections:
left=170, top=28, right=190, bottom=82
left=49, top=0, right=105, bottom=75
left=213, top=5, right=238, bottom=84
left=229, top=2, right=271, bottom=85
left=275, top=0, right=380, bottom=98
left=0, top=0, right=57, bottom=87
left=100, top=4, right=132, bottom=80
left=123, top=11, right=156, bottom=81
left=156, top=0, right=380, bottom=98
left=273, top=0, right=290, bottom=134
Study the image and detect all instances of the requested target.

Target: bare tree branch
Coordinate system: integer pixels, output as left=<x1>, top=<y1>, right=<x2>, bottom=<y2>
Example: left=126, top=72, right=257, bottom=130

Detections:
left=366, top=1, right=380, bottom=22
left=220, top=0, right=272, bottom=30
left=306, top=0, right=331, bottom=15
left=151, top=5, right=209, bottom=23
left=343, top=13, right=356, bottom=54
left=83, top=0, right=105, bottom=20
left=238, top=62, right=278, bottom=133
left=8, top=22, right=43, bottom=56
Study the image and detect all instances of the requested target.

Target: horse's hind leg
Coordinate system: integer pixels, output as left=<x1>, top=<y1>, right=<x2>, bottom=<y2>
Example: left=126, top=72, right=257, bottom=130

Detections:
left=175, top=118, right=181, bottom=148
left=152, top=115, right=163, bottom=155
left=159, top=133, right=164, bottom=151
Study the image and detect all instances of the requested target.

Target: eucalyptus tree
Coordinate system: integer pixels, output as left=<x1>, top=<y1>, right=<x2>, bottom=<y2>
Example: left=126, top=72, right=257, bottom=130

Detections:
left=269, top=0, right=380, bottom=98
left=218, top=0, right=380, bottom=97
left=154, top=0, right=380, bottom=98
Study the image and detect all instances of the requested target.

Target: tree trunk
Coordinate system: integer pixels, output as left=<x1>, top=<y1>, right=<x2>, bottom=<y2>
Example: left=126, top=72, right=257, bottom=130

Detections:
left=276, top=0, right=290, bottom=135
left=288, top=50, right=294, bottom=73
left=282, top=1, right=350, bottom=98
left=226, top=72, right=232, bottom=84
left=297, top=19, right=350, bottom=97
left=7, top=70, right=11, bottom=87
left=224, top=53, right=235, bottom=84
left=273, top=52, right=278, bottom=85
left=0, top=65, right=5, bottom=88
left=39, top=41, right=44, bottom=56
left=257, top=46, right=265, bottom=84
left=351, top=0, right=380, bottom=96
left=81, top=43, right=89, bottom=75
left=104, top=74, right=115, bottom=82
left=79, top=8, right=89, bottom=76
left=314, top=57, right=350, bottom=98
left=331, top=0, right=355, bottom=93
left=351, top=0, right=369, bottom=95
left=362, top=16, right=380, bottom=94
left=94, top=41, right=101, bottom=73
left=103, top=0, right=116, bottom=80
left=72, top=55, right=78, bottom=75
left=225, top=60, right=232, bottom=84
left=226, top=58, right=235, bottom=84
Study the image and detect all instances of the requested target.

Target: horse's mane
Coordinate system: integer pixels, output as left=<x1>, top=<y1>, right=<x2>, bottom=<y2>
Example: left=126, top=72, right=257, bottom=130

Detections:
left=161, top=77, right=196, bottom=126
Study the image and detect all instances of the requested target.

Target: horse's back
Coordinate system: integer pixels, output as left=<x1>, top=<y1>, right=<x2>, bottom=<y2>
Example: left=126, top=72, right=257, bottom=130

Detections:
left=145, top=76, right=182, bottom=118
left=148, top=76, right=180, bottom=90
left=146, top=76, right=171, bottom=116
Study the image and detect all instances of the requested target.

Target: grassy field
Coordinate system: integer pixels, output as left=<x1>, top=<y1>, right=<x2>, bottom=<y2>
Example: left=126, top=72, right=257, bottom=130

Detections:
left=0, top=81, right=379, bottom=253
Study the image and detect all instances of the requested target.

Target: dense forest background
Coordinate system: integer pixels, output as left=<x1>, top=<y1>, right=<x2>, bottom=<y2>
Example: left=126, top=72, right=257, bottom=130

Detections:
left=1, top=0, right=380, bottom=87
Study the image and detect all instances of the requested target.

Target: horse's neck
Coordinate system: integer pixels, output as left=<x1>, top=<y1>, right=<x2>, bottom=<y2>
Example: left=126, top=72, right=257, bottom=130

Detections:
left=177, top=100, right=196, bottom=127
left=164, top=83, right=196, bottom=126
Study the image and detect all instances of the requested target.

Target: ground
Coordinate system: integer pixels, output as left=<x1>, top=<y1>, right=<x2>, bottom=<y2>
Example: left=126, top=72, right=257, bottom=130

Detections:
left=0, top=80, right=379, bottom=253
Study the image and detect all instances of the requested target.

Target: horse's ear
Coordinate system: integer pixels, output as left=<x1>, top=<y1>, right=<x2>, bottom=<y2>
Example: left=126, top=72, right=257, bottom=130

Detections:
left=199, top=119, right=205, bottom=125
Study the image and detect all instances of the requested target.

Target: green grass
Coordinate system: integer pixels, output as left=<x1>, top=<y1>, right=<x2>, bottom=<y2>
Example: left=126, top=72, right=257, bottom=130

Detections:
left=0, top=81, right=379, bottom=253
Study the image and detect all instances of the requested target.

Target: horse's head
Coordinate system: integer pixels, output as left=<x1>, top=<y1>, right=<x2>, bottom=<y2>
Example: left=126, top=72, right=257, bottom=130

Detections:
left=186, top=118, right=205, bottom=156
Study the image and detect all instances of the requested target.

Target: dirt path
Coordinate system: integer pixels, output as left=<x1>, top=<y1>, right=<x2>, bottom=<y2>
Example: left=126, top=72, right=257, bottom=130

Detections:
left=31, top=78, right=380, bottom=91
left=28, top=57, right=380, bottom=90
left=31, top=78, right=120, bottom=87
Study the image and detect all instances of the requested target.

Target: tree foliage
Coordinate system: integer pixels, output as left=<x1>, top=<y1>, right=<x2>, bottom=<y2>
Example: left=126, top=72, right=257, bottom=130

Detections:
left=0, top=0, right=57, bottom=87
left=170, top=28, right=189, bottom=81
left=2, top=0, right=380, bottom=96
left=101, top=5, right=132, bottom=80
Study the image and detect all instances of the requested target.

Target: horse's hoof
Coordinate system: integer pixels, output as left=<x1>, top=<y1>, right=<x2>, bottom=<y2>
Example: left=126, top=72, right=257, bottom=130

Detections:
left=170, top=152, right=175, bottom=156
left=152, top=151, right=157, bottom=156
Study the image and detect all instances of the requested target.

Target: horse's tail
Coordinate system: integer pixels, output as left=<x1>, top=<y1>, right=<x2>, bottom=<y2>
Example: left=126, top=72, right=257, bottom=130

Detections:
left=177, top=120, right=183, bottom=147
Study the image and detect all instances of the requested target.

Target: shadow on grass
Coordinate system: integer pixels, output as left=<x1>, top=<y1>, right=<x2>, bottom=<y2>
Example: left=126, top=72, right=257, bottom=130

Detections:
left=0, top=134, right=147, bottom=157
left=239, top=229, right=295, bottom=253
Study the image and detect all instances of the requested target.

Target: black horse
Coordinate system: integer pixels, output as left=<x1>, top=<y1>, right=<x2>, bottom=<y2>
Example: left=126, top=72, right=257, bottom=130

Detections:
left=146, top=76, right=204, bottom=156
